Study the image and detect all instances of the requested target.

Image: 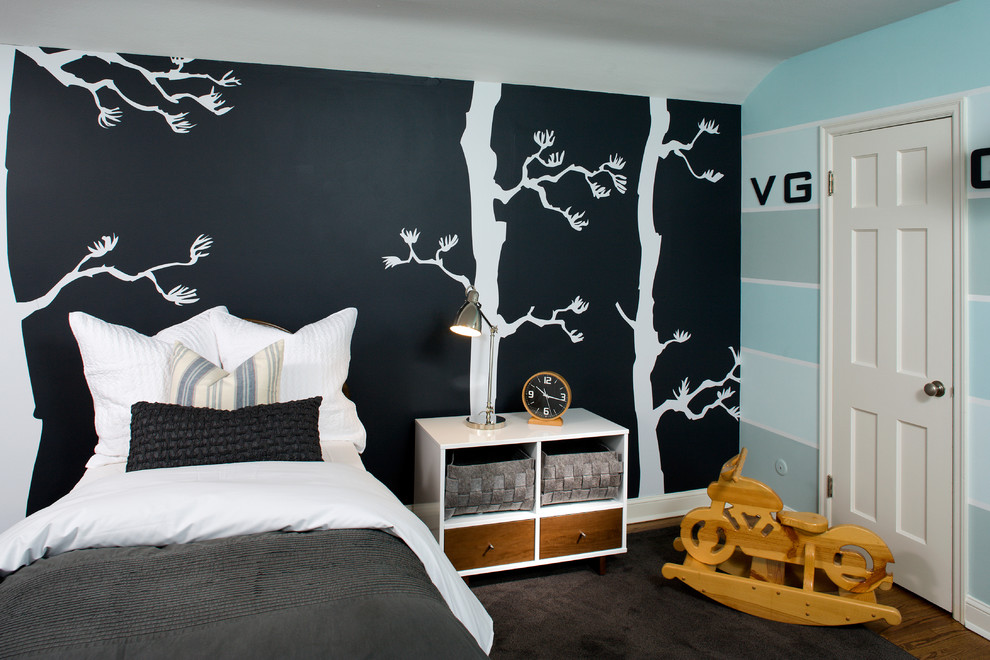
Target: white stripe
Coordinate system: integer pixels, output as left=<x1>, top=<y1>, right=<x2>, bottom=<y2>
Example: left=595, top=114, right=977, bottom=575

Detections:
left=742, top=204, right=820, bottom=213
left=969, top=294, right=990, bottom=304
left=740, top=418, right=818, bottom=449
left=970, top=396, right=990, bottom=409
left=742, top=123, right=820, bottom=140
left=741, top=346, right=820, bottom=369
left=969, top=188, right=990, bottom=200
left=741, top=277, right=820, bottom=290
left=969, top=499, right=990, bottom=513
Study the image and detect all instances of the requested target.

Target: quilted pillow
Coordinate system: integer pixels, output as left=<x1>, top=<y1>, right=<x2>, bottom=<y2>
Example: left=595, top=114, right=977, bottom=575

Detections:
left=69, top=307, right=227, bottom=468
left=167, top=340, right=284, bottom=409
left=211, top=308, right=366, bottom=453
left=126, top=397, right=323, bottom=472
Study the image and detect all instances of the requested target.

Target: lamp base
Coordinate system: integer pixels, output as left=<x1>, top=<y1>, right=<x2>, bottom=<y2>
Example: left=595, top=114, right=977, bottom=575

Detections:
left=464, top=415, right=506, bottom=430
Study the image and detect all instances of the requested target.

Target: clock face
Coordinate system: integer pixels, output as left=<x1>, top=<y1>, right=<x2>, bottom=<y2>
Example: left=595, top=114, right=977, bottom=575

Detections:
left=522, top=372, right=571, bottom=420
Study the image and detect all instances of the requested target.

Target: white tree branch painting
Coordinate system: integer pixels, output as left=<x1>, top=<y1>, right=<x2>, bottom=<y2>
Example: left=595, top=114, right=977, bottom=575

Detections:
left=493, top=129, right=628, bottom=231
left=0, top=230, right=214, bottom=529
left=21, top=234, right=213, bottom=314
left=616, top=98, right=739, bottom=497
left=18, top=47, right=240, bottom=133
left=383, top=82, right=624, bottom=422
left=0, top=45, right=234, bottom=530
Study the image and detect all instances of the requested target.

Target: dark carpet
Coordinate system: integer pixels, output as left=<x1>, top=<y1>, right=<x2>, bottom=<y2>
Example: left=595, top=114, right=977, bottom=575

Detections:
left=469, top=526, right=910, bottom=659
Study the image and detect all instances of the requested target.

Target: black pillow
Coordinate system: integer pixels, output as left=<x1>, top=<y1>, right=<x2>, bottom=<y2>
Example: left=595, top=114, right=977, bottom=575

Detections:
left=127, top=397, right=323, bottom=472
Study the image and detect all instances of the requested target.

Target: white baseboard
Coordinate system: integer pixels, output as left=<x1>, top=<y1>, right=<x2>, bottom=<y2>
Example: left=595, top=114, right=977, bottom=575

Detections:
left=965, top=596, right=990, bottom=641
left=627, top=489, right=708, bottom=524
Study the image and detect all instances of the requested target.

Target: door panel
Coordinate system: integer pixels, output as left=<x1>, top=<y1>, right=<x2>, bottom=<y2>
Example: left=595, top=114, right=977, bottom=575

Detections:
left=831, top=117, right=953, bottom=610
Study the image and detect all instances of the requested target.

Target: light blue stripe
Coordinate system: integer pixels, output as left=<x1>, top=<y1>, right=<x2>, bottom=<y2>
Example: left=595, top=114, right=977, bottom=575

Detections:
left=742, top=127, right=818, bottom=210
left=210, top=379, right=224, bottom=409
left=970, top=505, right=990, bottom=601
left=969, top=198, right=990, bottom=296
left=966, top=90, right=990, bottom=157
left=235, top=356, right=256, bottom=408
left=740, top=422, right=819, bottom=514
left=267, top=341, right=282, bottom=402
left=741, top=209, right=820, bottom=284
left=177, top=351, right=220, bottom=407
left=743, top=0, right=990, bottom=134
left=741, top=281, right=819, bottom=364
left=739, top=350, right=818, bottom=445
left=971, top=301, right=990, bottom=400
left=969, top=402, right=990, bottom=506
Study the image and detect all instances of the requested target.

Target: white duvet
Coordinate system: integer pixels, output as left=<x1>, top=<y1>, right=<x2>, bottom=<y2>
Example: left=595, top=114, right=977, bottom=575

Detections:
left=0, top=461, right=493, bottom=653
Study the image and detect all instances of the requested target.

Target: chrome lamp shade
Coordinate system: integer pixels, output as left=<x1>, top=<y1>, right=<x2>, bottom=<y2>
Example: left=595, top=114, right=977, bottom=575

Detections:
left=450, top=288, right=483, bottom=337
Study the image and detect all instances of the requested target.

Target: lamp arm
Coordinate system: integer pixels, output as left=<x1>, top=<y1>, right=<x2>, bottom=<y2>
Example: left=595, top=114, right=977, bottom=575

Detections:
left=485, top=323, right=498, bottom=425
left=474, top=302, right=500, bottom=427
left=477, top=306, right=496, bottom=332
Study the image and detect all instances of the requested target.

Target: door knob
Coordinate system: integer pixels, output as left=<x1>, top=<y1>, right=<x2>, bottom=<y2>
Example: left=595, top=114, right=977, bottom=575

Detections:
left=924, top=380, right=946, bottom=397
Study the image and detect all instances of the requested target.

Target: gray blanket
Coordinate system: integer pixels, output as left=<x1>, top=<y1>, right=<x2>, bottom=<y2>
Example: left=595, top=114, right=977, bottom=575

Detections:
left=0, top=528, right=487, bottom=659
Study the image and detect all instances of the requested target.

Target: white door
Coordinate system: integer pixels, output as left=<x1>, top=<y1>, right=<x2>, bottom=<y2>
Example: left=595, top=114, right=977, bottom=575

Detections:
left=831, top=117, right=953, bottom=610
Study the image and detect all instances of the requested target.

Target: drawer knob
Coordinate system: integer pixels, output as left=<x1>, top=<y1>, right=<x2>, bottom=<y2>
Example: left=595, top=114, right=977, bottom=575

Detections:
left=578, top=531, right=587, bottom=542
left=483, top=543, right=495, bottom=556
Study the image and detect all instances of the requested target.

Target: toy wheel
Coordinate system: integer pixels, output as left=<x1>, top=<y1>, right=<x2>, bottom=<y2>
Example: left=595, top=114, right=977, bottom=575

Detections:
left=822, top=528, right=892, bottom=593
left=680, top=510, right=735, bottom=565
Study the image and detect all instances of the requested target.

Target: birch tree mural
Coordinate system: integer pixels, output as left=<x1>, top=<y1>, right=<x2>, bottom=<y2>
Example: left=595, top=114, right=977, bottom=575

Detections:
left=18, top=47, right=240, bottom=133
left=0, top=46, right=233, bottom=529
left=21, top=234, right=213, bottom=314
left=0, top=47, right=35, bottom=532
left=616, top=97, right=740, bottom=497
left=0, top=231, right=213, bottom=528
left=383, top=82, right=627, bottom=421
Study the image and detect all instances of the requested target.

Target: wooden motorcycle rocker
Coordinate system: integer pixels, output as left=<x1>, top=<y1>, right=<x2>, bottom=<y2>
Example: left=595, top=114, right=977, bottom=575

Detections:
left=661, top=449, right=901, bottom=626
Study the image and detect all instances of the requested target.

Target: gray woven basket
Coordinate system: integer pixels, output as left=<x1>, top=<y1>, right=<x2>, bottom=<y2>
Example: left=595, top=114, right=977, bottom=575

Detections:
left=541, top=442, right=622, bottom=505
left=444, top=448, right=535, bottom=519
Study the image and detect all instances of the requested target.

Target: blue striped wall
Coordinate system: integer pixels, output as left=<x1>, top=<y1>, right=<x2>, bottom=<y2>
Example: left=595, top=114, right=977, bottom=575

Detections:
left=739, top=124, right=821, bottom=511
left=965, top=96, right=990, bottom=606
left=971, top=188, right=990, bottom=549
left=742, top=0, right=990, bottom=611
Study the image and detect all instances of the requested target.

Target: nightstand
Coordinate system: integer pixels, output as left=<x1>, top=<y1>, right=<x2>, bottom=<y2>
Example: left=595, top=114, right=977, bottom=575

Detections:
left=414, top=408, right=628, bottom=576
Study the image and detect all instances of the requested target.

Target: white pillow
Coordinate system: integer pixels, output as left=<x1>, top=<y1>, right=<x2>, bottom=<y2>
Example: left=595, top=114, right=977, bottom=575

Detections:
left=211, top=308, right=366, bottom=453
left=69, top=307, right=227, bottom=467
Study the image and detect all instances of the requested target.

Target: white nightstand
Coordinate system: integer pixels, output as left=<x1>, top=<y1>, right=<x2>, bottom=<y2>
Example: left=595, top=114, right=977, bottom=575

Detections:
left=414, top=408, right=629, bottom=576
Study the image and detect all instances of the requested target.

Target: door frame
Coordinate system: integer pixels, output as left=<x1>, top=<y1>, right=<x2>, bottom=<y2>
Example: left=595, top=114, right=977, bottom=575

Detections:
left=819, top=98, right=968, bottom=618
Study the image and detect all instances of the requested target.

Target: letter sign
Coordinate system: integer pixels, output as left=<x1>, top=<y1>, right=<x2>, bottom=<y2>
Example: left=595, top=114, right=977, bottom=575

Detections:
left=972, top=147, right=990, bottom=190
left=750, top=176, right=775, bottom=205
left=750, top=171, right=813, bottom=206
left=784, top=171, right=812, bottom=203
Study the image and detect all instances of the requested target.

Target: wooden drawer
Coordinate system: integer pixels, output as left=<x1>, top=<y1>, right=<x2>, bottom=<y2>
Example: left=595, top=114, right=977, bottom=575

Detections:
left=444, top=520, right=535, bottom=571
left=539, top=508, right=622, bottom=560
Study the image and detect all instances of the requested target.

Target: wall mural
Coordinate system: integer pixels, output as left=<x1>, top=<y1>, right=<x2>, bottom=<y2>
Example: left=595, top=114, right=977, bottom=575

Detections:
left=18, top=47, right=240, bottom=132
left=620, top=98, right=740, bottom=496
left=0, top=44, right=738, bottom=530
left=382, top=82, right=621, bottom=423
left=383, top=85, right=739, bottom=497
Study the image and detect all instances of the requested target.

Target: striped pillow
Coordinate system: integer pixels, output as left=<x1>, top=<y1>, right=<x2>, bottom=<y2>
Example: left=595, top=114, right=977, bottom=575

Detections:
left=167, top=340, right=283, bottom=409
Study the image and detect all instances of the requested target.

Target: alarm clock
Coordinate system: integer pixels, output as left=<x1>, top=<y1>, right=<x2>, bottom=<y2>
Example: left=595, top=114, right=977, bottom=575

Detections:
left=522, top=371, right=571, bottom=425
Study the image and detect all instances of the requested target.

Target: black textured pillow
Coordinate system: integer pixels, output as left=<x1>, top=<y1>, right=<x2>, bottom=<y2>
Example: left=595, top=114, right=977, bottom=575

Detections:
left=127, top=397, right=324, bottom=472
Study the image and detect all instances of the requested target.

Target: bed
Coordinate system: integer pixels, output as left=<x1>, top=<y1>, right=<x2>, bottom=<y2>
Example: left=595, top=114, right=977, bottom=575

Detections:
left=0, top=307, right=493, bottom=658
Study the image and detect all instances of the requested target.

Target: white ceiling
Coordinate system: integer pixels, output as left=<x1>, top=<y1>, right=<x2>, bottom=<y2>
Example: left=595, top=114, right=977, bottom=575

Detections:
left=0, top=0, right=958, bottom=103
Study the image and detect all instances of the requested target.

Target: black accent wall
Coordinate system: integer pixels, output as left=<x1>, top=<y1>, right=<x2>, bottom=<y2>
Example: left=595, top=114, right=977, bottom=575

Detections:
left=4, top=48, right=739, bottom=512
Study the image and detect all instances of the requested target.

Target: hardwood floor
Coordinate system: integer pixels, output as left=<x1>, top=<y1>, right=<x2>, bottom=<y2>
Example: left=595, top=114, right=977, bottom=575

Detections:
left=630, top=518, right=990, bottom=658
left=867, top=586, right=990, bottom=658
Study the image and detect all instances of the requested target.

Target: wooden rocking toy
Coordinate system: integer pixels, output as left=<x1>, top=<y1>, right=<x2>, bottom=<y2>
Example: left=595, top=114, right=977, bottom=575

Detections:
left=661, top=448, right=901, bottom=626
